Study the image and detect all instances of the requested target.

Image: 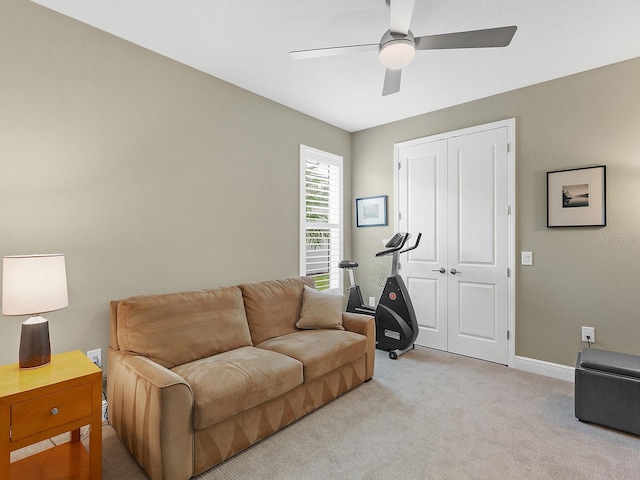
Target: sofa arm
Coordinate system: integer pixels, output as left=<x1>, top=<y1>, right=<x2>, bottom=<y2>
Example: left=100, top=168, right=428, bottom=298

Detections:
left=342, top=312, right=375, bottom=380
left=107, top=348, right=194, bottom=480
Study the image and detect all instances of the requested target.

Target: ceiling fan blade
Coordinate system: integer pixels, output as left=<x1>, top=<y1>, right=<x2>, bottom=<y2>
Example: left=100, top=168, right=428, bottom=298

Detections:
left=290, top=43, right=378, bottom=60
left=415, top=25, right=517, bottom=50
left=382, top=68, right=402, bottom=96
left=389, top=0, right=416, bottom=35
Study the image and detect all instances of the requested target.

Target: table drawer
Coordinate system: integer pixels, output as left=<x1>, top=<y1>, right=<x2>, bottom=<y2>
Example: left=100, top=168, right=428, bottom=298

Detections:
left=11, top=383, right=92, bottom=442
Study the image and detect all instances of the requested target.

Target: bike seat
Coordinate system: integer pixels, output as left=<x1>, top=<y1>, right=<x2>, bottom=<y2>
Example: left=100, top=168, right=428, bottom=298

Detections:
left=339, top=260, right=359, bottom=269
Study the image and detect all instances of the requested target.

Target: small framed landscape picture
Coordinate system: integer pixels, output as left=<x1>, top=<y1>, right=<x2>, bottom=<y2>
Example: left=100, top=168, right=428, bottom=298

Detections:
left=356, top=195, right=388, bottom=227
left=547, top=165, right=606, bottom=227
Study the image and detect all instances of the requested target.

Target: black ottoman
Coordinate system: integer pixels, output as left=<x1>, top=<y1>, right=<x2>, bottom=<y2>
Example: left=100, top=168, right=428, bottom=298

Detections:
left=575, top=348, right=640, bottom=435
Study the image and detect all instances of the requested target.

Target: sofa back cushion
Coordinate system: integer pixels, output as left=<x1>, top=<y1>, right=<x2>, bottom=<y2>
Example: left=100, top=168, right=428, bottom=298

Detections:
left=116, top=287, right=252, bottom=368
left=239, top=277, right=315, bottom=345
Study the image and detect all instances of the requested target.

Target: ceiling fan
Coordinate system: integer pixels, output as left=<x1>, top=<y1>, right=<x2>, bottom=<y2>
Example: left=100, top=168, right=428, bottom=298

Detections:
left=290, top=0, right=517, bottom=96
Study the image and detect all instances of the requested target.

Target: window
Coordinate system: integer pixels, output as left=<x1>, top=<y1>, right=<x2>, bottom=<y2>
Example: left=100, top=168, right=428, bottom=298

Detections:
left=299, top=145, right=343, bottom=292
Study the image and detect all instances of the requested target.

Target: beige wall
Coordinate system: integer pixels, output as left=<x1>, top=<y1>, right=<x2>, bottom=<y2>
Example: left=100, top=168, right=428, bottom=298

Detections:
left=0, top=0, right=352, bottom=370
left=352, top=57, right=640, bottom=367
left=3, top=0, right=640, bottom=373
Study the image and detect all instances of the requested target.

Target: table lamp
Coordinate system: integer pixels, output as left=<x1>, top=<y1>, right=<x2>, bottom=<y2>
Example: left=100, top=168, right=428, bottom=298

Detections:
left=2, top=254, right=69, bottom=369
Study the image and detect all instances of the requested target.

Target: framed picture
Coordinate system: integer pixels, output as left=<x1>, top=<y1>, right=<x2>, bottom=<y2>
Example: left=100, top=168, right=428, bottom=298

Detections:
left=547, top=165, right=606, bottom=227
left=356, top=195, right=388, bottom=227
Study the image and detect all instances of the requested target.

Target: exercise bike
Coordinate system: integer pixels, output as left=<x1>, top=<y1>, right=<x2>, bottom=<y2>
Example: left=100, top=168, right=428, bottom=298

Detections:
left=339, top=232, right=421, bottom=360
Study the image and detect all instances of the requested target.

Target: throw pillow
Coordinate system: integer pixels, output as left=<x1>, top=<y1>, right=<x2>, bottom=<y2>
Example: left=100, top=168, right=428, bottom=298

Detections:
left=296, top=285, right=345, bottom=330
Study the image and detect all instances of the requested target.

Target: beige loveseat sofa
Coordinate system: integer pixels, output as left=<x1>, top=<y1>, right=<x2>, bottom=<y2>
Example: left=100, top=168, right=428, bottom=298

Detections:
left=108, top=276, right=375, bottom=480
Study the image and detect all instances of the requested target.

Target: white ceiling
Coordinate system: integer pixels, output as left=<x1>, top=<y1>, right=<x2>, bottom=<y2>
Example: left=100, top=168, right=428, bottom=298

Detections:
left=32, top=0, right=640, bottom=132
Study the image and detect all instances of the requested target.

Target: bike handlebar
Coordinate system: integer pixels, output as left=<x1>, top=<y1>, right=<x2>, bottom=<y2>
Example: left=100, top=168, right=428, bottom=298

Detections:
left=375, top=232, right=421, bottom=257
left=399, top=232, right=421, bottom=255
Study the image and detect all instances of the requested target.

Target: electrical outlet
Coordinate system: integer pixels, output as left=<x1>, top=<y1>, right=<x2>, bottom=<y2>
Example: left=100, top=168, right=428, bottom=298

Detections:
left=87, top=348, right=102, bottom=368
left=581, top=326, right=595, bottom=343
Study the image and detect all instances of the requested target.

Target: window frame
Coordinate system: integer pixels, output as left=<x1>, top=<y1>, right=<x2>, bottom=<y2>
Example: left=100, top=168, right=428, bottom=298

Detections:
left=299, top=145, right=343, bottom=293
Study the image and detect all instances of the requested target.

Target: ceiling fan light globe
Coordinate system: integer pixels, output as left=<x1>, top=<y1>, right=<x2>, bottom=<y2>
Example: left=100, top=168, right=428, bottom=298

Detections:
left=379, top=40, right=415, bottom=69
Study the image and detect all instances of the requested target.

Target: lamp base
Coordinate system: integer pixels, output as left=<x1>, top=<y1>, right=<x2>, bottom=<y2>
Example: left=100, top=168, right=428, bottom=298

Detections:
left=19, top=316, right=51, bottom=369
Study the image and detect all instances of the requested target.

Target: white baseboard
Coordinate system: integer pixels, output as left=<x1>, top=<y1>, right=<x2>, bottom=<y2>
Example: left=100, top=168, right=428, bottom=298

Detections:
left=512, top=355, right=575, bottom=383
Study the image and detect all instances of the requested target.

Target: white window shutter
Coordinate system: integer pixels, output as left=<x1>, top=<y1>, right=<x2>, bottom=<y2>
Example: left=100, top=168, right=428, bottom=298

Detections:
left=300, top=146, right=343, bottom=291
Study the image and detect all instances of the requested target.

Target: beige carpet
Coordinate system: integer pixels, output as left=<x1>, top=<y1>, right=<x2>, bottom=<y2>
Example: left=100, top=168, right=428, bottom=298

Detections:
left=17, top=347, right=640, bottom=479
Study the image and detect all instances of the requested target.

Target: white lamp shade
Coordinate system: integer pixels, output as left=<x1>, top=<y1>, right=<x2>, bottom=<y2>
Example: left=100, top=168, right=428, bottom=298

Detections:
left=2, top=254, right=69, bottom=316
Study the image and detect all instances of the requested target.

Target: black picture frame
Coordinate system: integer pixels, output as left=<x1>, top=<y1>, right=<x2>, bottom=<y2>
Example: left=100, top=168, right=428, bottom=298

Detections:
left=356, top=195, right=388, bottom=227
left=547, top=165, right=606, bottom=227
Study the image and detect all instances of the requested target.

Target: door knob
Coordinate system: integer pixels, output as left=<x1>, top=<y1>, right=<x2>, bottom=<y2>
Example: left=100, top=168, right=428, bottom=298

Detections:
left=432, top=268, right=446, bottom=274
left=450, top=268, right=461, bottom=275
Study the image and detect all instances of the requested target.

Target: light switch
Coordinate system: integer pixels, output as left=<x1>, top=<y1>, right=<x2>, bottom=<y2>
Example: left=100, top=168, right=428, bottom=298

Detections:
left=521, top=251, right=533, bottom=266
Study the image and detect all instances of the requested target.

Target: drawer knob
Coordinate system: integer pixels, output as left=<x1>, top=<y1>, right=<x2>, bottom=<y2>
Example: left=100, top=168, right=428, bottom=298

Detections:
left=51, top=407, right=59, bottom=415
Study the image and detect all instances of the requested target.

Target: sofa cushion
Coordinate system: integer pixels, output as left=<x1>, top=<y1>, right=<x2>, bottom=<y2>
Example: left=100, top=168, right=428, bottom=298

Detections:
left=117, top=287, right=252, bottom=369
left=239, top=277, right=315, bottom=345
left=257, top=330, right=367, bottom=382
left=296, top=285, right=345, bottom=331
left=172, top=346, right=303, bottom=429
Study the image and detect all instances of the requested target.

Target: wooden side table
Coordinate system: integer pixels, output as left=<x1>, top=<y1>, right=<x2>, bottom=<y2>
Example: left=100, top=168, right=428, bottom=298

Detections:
left=0, top=350, right=102, bottom=479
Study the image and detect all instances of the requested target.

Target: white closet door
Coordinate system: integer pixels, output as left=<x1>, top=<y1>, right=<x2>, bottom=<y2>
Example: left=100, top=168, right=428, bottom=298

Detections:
left=446, top=127, right=509, bottom=365
left=397, top=139, right=448, bottom=351
left=396, top=122, right=511, bottom=365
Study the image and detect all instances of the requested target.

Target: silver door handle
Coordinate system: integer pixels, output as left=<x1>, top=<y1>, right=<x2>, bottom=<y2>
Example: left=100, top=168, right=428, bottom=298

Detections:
left=450, top=268, right=461, bottom=275
left=432, top=268, right=446, bottom=274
